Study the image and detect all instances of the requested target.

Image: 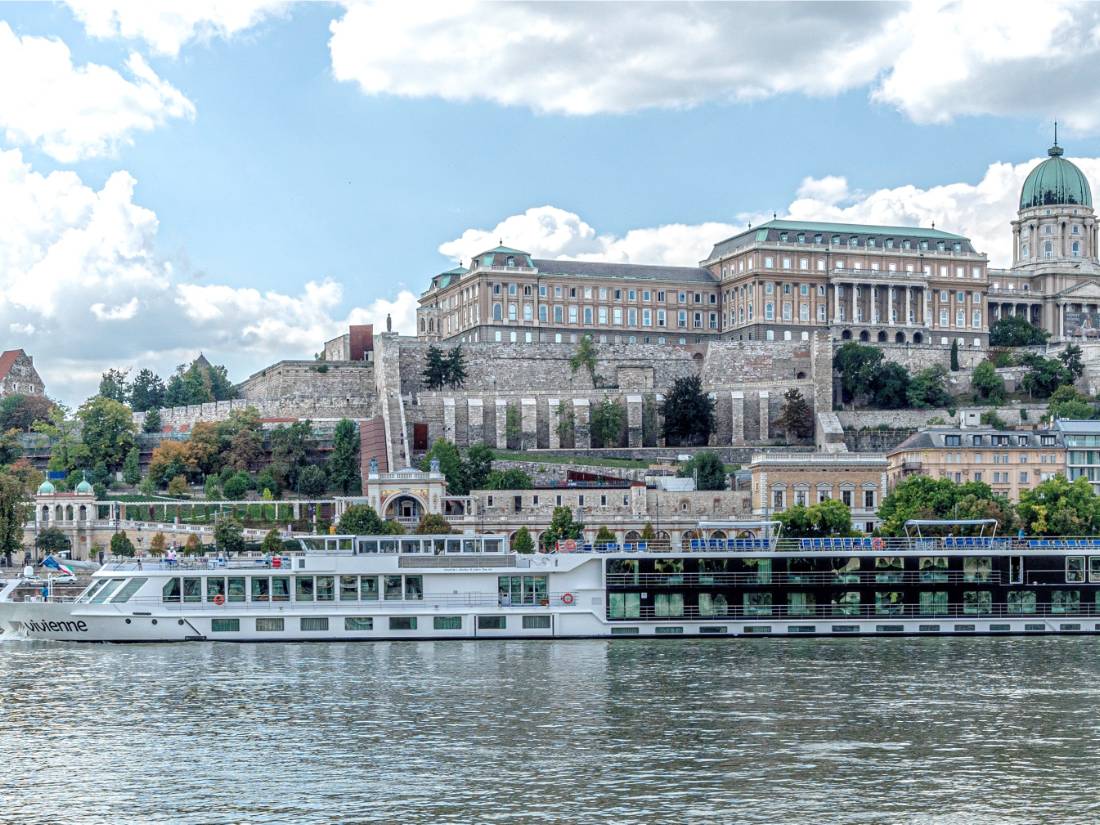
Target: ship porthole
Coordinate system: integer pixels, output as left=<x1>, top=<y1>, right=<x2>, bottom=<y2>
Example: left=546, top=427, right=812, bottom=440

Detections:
left=151, top=619, right=158, bottom=625
left=178, top=620, right=185, bottom=626
left=125, top=619, right=132, bottom=625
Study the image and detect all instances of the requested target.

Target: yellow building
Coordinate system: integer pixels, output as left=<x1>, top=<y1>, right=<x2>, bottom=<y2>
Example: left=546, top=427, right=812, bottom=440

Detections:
left=886, top=427, right=1065, bottom=501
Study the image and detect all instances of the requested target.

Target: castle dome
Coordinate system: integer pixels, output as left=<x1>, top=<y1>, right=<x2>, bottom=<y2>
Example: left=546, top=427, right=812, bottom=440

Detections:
left=1020, top=144, right=1092, bottom=209
left=75, top=479, right=93, bottom=494
left=36, top=480, right=55, bottom=495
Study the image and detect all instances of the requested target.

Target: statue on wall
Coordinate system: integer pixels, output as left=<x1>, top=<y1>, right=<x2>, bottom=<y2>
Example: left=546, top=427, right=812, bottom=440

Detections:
left=369, top=456, right=379, bottom=476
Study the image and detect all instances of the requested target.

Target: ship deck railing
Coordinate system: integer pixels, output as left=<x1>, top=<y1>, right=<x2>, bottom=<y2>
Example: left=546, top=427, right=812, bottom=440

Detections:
left=606, top=571, right=1006, bottom=587
left=611, top=603, right=1100, bottom=621
left=61, top=593, right=575, bottom=610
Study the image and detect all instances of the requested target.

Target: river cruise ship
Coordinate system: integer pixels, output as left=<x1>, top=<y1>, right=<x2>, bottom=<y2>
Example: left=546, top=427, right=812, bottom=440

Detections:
left=6, top=521, right=1100, bottom=642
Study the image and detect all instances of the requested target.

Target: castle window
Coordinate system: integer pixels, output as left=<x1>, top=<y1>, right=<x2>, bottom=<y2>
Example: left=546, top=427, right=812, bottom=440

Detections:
left=1073, top=241, right=1081, bottom=257
left=492, top=303, right=502, bottom=321
left=506, top=256, right=515, bottom=267
left=1044, top=241, right=1053, bottom=258
left=1073, top=224, right=1081, bottom=235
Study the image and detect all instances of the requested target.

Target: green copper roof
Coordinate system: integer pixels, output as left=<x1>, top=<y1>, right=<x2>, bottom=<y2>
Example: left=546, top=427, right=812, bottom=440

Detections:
left=1020, top=145, right=1092, bottom=209
left=754, top=219, right=969, bottom=241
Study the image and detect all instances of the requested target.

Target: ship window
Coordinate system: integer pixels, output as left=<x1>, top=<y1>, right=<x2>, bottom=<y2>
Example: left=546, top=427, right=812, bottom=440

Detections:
left=227, top=577, right=245, bottom=602
left=832, top=591, right=860, bottom=616
left=211, top=619, right=240, bottom=633
left=272, top=577, right=290, bottom=602
left=206, top=577, right=226, bottom=602
left=963, top=556, right=992, bottom=583
left=182, top=577, right=202, bottom=603
left=384, top=575, right=403, bottom=600
left=1066, top=556, right=1086, bottom=583
left=787, top=592, right=816, bottom=616
left=316, top=576, right=335, bottom=602
left=832, top=558, right=860, bottom=584
left=743, top=592, right=772, bottom=617
left=744, top=558, right=772, bottom=584
left=434, top=616, right=462, bottom=630
left=478, top=615, right=507, bottom=630
left=360, top=576, right=379, bottom=601
left=874, top=591, right=903, bottom=615
left=699, top=593, right=729, bottom=616
left=875, top=557, right=904, bottom=583
left=1007, top=591, right=1036, bottom=614
left=251, top=577, right=270, bottom=602
left=295, top=576, right=315, bottom=602
left=109, top=577, right=147, bottom=604
left=655, top=593, right=685, bottom=617
left=1089, top=557, right=1100, bottom=582
left=300, top=617, right=329, bottom=632
left=609, top=592, right=641, bottom=619
left=389, top=617, right=417, bottom=630
left=344, top=617, right=374, bottom=631
left=655, top=626, right=685, bottom=634
left=405, top=575, right=424, bottom=600
left=523, top=615, right=551, bottom=629
left=340, top=575, right=358, bottom=601
left=611, top=626, right=640, bottom=635
left=1052, top=591, right=1081, bottom=614
left=919, top=557, right=948, bottom=582
left=256, top=618, right=284, bottom=632
left=963, top=591, right=992, bottom=615
left=920, top=591, right=948, bottom=615
left=161, top=578, right=181, bottom=604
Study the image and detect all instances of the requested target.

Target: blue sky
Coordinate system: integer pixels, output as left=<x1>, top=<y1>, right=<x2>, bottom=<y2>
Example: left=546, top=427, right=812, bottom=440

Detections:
left=4, top=1, right=1100, bottom=405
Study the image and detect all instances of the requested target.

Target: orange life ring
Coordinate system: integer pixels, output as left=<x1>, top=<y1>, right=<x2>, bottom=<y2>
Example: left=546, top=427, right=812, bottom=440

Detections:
left=561, top=592, right=575, bottom=605
left=871, top=537, right=885, bottom=551
left=212, top=594, right=225, bottom=606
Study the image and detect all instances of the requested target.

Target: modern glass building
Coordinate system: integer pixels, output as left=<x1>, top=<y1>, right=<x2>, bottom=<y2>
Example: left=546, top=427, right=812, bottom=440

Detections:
left=1055, top=419, right=1100, bottom=493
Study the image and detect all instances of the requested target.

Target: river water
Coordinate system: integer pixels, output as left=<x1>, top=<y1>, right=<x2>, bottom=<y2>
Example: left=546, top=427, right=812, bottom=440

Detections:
left=2, top=637, right=1098, bottom=824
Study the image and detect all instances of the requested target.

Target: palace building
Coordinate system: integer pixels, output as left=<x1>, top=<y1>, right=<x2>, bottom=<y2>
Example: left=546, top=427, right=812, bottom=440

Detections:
left=417, top=141, right=1099, bottom=348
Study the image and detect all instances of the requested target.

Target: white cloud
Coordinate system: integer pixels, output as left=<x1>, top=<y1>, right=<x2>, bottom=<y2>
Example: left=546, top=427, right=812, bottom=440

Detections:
left=0, top=148, right=412, bottom=406
left=65, top=0, right=292, bottom=57
left=0, top=23, right=194, bottom=162
left=327, top=0, right=1100, bottom=134
left=441, top=155, right=1100, bottom=272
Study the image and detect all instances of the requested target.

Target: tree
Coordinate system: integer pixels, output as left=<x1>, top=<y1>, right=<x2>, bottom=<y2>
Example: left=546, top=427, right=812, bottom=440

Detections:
left=261, top=529, right=283, bottom=555
left=776, top=500, right=854, bottom=537
left=464, top=443, right=494, bottom=491
left=269, top=420, right=312, bottom=490
left=907, top=365, right=951, bottom=409
left=590, top=399, right=625, bottom=448
left=185, top=421, right=222, bottom=478
left=167, top=475, right=189, bottom=497
left=415, top=513, right=453, bottom=534
left=149, top=532, right=166, bottom=557
left=678, top=452, right=728, bottom=490
left=421, top=438, right=467, bottom=494
left=640, top=522, right=656, bottom=541
left=149, top=441, right=190, bottom=487
left=776, top=388, right=813, bottom=441
left=337, top=504, right=385, bottom=535
left=221, top=409, right=264, bottom=472
left=594, top=525, right=616, bottom=547
left=0, top=472, right=24, bottom=565
left=98, top=368, right=131, bottom=404
left=540, top=506, right=584, bottom=551
left=484, top=468, right=533, bottom=489
left=298, top=464, right=328, bottom=496
left=1020, top=353, right=1070, bottom=399
left=661, top=375, right=715, bottom=446
left=184, top=534, right=202, bottom=555
left=0, top=394, right=55, bottom=432
left=1059, top=344, right=1085, bottom=382
left=164, top=357, right=236, bottom=407
left=980, top=410, right=1009, bottom=430
left=37, top=527, right=71, bottom=556
left=949, top=339, right=960, bottom=372
left=110, top=531, right=135, bottom=558
left=422, top=345, right=447, bottom=390
left=876, top=476, right=1011, bottom=536
left=505, top=404, right=522, bottom=449
left=36, top=406, right=88, bottom=476
left=122, top=446, right=142, bottom=486
left=255, top=468, right=279, bottom=498
left=0, top=430, right=21, bottom=466
left=1047, top=385, right=1098, bottom=421
left=445, top=345, right=467, bottom=388
left=569, top=335, right=599, bottom=385
left=555, top=401, right=575, bottom=447
left=989, top=315, right=1050, bottom=347
left=129, top=368, right=166, bottom=412
left=833, top=342, right=884, bottom=405
left=870, top=362, right=911, bottom=409
left=77, top=396, right=135, bottom=471
left=222, top=472, right=251, bottom=500
left=214, top=518, right=246, bottom=555
left=1018, top=475, right=1100, bottom=536
left=511, top=526, right=534, bottom=554
left=326, top=419, right=361, bottom=495
left=972, top=361, right=1006, bottom=404
left=142, top=407, right=162, bottom=434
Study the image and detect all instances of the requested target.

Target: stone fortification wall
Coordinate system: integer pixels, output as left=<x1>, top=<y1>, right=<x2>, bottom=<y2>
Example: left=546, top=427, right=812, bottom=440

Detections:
left=873, top=343, right=987, bottom=372
left=237, top=360, right=375, bottom=405
left=134, top=397, right=375, bottom=430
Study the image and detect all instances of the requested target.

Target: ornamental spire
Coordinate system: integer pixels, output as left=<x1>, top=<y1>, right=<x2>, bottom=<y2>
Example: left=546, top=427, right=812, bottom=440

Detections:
left=1050, top=120, right=1064, bottom=156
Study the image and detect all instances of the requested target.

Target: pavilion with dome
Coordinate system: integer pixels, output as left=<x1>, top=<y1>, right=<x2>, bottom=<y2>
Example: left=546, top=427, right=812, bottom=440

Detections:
left=989, top=137, right=1100, bottom=339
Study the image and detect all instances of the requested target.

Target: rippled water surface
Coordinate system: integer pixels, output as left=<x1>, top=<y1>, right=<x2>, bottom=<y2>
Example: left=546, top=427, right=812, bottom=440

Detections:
left=3, top=637, right=1100, bottom=824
